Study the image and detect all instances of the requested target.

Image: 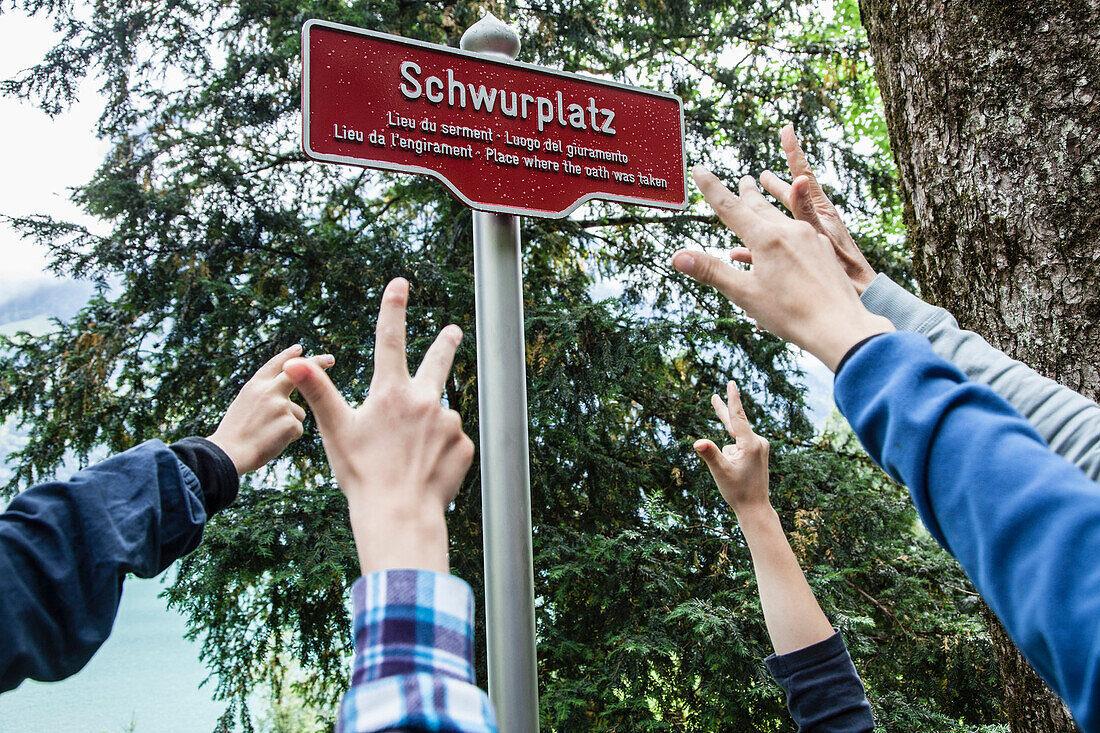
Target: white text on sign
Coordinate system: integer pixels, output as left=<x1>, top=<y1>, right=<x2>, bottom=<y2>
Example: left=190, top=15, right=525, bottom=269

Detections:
left=399, top=62, right=617, bottom=135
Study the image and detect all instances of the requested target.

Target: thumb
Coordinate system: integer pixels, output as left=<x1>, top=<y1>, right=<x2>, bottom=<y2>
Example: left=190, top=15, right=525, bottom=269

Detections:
left=672, top=249, right=750, bottom=304
left=283, top=357, right=349, bottom=434
left=789, top=176, right=824, bottom=231
left=693, top=439, right=735, bottom=483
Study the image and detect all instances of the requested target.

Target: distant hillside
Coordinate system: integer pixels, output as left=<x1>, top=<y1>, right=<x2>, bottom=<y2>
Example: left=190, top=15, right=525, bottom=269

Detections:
left=0, top=275, right=96, bottom=486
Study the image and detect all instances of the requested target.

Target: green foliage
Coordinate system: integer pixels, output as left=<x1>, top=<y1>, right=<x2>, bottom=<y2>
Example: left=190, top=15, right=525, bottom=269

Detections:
left=254, top=652, right=336, bottom=733
left=1, top=0, right=997, bottom=729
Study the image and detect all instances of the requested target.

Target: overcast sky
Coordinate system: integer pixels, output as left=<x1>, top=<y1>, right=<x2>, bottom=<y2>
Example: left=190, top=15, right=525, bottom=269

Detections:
left=1, top=12, right=108, bottom=283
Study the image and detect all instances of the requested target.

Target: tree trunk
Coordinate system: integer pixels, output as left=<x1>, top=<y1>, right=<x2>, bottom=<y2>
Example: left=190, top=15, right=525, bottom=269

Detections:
left=859, top=1, right=1100, bottom=730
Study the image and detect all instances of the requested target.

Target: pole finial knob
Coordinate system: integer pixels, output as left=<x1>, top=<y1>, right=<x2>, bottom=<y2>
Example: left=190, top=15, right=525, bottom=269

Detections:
left=460, top=12, right=521, bottom=60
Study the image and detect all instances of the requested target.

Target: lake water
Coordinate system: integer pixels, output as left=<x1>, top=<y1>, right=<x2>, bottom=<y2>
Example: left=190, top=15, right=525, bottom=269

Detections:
left=1, top=569, right=226, bottom=732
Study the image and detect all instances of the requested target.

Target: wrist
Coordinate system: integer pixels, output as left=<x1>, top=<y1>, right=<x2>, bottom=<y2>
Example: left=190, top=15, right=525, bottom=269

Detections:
left=205, top=431, right=247, bottom=477
left=810, top=312, right=894, bottom=372
left=733, top=504, right=780, bottom=532
left=852, top=268, right=877, bottom=295
left=348, top=500, right=450, bottom=575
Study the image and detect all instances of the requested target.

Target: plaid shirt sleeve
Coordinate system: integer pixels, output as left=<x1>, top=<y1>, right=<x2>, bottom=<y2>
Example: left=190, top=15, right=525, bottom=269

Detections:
left=337, top=569, right=499, bottom=733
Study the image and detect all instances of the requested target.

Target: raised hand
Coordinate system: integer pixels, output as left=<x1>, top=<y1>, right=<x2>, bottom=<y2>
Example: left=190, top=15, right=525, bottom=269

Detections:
left=208, top=344, right=335, bottom=476
left=754, top=125, right=877, bottom=293
left=282, top=277, right=473, bottom=575
left=691, top=380, right=840, bottom=659
left=672, top=167, right=893, bottom=371
left=693, top=381, right=771, bottom=517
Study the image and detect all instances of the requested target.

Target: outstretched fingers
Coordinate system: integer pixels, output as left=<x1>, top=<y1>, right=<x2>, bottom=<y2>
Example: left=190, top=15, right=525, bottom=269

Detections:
left=759, top=170, right=792, bottom=209
left=762, top=167, right=824, bottom=233
left=780, top=124, right=814, bottom=179
left=256, top=344, right=304, bottom=379
left=415, top=325, right=463, bottom=398
left=788, top=175, right=823, bottom=230
left=692, top=165, right=762, bottom=239
left=273, top=353, right=336, bottom=397
left=724, top=381, right=755, bottom=443
left=372, top=278, right=411, bottom=386
left=711, top=392, right=734, bottom=436
left=710, top=381, right=753, bottom=444
left=738, top=175, right=789, bottom=223
left=678, top=165, right=772, bottom=299
left=780, top=125, right=829, bottom=205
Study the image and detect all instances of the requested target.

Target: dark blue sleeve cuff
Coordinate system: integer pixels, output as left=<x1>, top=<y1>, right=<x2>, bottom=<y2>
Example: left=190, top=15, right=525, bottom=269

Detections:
left=765, top=629, right=850, bottom=679
left=834, top=333, right=889, bottom=379
left=169, top=437, right=239, bottom=516
left=765, top=630, right=875, bottom=732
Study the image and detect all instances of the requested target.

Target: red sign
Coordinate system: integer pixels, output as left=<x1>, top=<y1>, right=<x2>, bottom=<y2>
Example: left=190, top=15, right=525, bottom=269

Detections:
left=302, top=20, right=687, bottom=219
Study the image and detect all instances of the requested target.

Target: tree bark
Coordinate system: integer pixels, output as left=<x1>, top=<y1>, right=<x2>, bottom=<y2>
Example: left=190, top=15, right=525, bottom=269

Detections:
left=859, top=1, right=1100, bottom=730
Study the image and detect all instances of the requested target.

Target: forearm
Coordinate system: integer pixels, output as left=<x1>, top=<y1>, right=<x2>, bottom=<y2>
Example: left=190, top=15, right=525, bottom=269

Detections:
left=835, top=332, right=1100, bottom=731
left=862, top=273, right=1100, bottom=481
left=741, top=509, right=873, bottom=731
left=736, top=506, right=835, bottom=656
left=0, top=440, right=208, bottom=689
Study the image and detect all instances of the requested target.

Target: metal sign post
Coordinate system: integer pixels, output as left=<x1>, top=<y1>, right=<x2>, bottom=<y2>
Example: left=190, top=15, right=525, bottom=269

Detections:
left=461, top=16, right=540, bottom=733
left=301, top=14, right=688, bottom=731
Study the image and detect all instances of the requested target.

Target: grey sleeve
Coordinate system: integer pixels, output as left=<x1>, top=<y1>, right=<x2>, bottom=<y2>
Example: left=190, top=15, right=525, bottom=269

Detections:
left=860, top=273, right=1100, bottom=482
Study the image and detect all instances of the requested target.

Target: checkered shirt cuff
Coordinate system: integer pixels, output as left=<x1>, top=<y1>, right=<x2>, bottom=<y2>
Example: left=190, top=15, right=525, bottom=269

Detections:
left=337, top=570, right=498, bottom=732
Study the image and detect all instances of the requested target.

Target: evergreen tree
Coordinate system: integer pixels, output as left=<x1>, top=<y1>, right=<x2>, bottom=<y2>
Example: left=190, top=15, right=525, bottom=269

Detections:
left=2, top=0, right=1001, bottom=729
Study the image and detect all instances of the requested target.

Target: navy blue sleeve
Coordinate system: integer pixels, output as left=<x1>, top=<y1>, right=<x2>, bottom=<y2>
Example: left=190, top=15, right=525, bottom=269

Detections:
left=835, top=332, right=1100, bottom=732
left=168, top=436, right=240, bottom=515
left=0, top=440, right=208, bottom=691
left=765, top=631, right=874, bottom=732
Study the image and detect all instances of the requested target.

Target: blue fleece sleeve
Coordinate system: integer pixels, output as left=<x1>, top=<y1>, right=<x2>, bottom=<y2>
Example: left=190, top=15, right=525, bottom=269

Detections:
left=834, top=332, right=1100, bottom=732
left=0, top=440, right=208, bottom=691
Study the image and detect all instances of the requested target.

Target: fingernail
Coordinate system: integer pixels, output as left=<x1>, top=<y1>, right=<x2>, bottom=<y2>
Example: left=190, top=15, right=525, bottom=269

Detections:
left=691, top=164, right=710, bottom=178
left=672, top=252, right=696, bottom=275
left=291, top=343, right=303, bottom=353
left=445, top=324, right=463, bottom=343
left=322, top=354, right=335, bottom=365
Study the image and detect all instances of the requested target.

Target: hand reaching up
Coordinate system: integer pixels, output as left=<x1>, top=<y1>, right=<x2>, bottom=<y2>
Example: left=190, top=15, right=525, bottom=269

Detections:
left=692, top=379, right=840, bottom=659
left=756, top=125, right=877, bottom=293
left=693, top=381, right=771, bottom=518
left=208, top=344, right=335, bottom=476
left=283, top=278, right=474, bottom=575
left=672, top=167, right=893, bottom=371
